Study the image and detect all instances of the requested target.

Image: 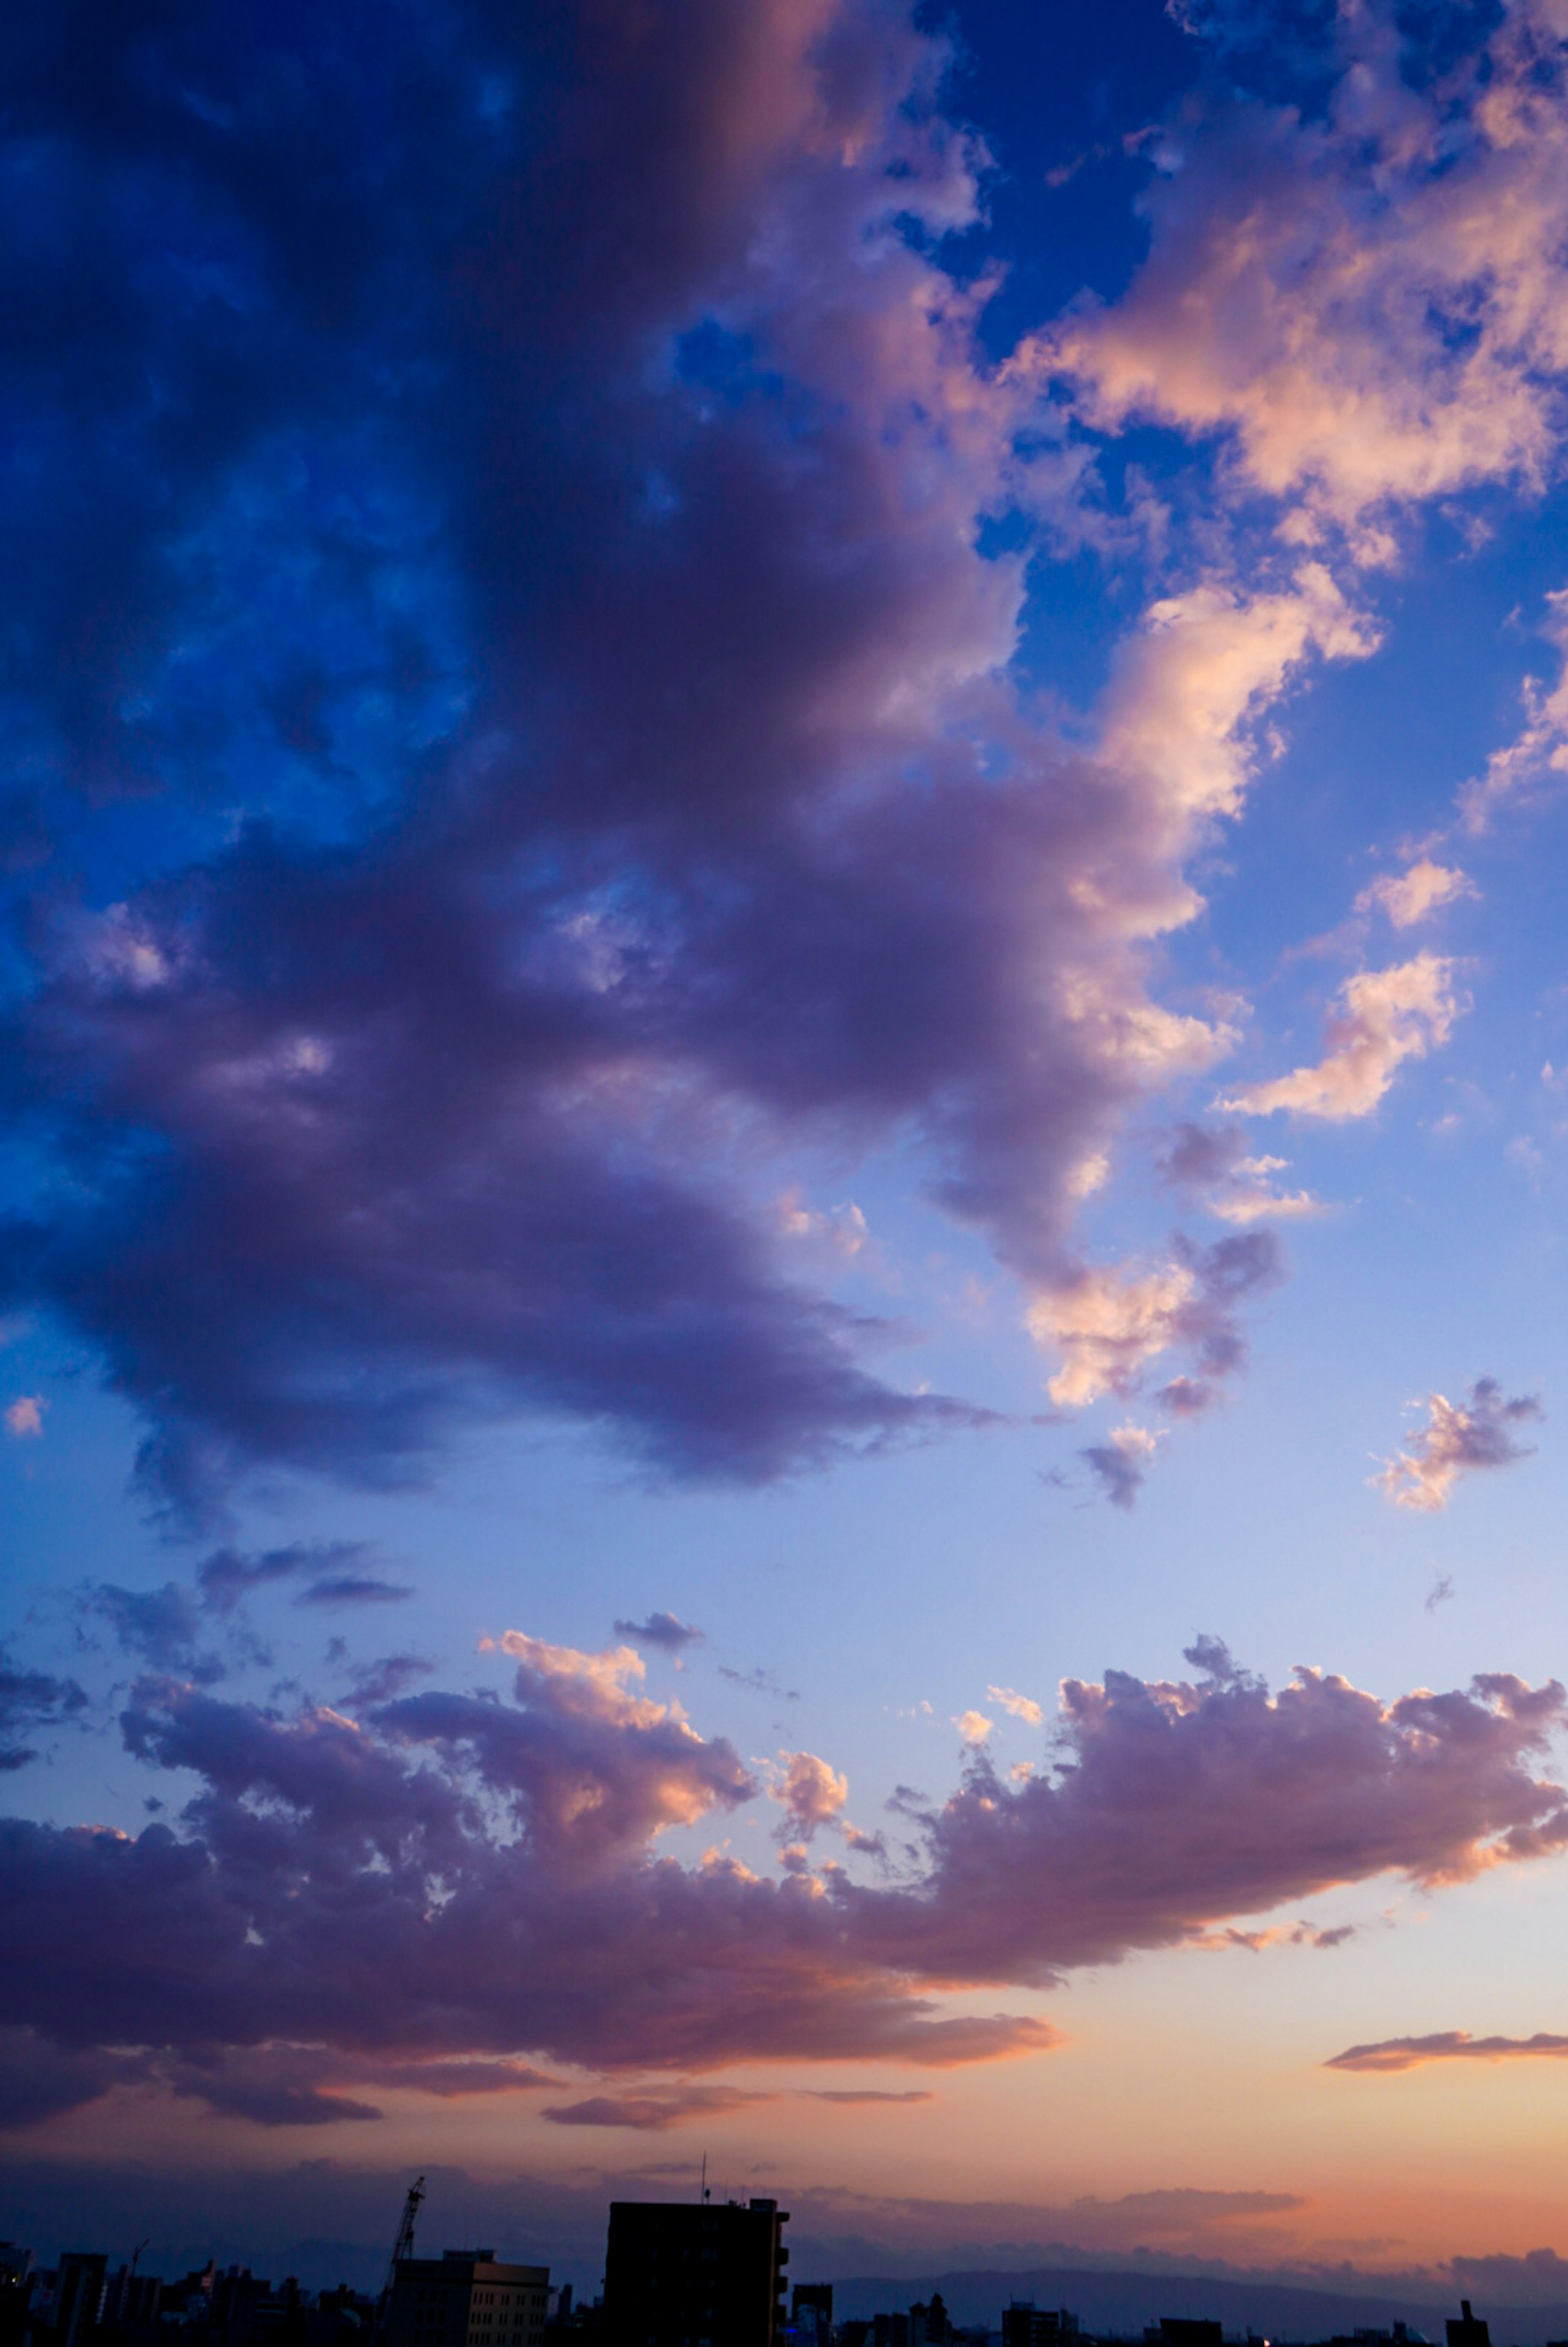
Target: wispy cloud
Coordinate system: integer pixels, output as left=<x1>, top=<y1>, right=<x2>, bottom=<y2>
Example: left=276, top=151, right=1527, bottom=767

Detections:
left=1327, top=2030, right=1568, bottom=2074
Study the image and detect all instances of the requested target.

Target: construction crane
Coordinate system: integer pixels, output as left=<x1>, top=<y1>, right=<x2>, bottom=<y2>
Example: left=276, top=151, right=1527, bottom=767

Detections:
left=378, top=2176, right=426, bottom=2329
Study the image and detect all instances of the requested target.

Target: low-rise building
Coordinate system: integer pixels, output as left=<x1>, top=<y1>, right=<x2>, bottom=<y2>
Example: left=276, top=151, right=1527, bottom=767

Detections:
left=386, top=2253, right=549, bottom=2347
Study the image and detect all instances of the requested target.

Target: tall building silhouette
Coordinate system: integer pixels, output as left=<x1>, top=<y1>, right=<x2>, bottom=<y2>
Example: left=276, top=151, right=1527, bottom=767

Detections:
left=603, top=2199, right=788, bottom=2347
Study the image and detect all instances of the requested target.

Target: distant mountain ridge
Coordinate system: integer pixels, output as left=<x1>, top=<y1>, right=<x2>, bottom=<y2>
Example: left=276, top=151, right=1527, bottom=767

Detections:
left=824, top=2264, right=1568, bottom=2345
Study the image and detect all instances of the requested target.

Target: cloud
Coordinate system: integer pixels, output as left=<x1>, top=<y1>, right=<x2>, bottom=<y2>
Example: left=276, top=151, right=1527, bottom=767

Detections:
left=542, top=2086, right=775, bottom=2132
left=1462, top=591, right=1568, bottom=830
left=1185, top=1921, right=1355, bottom=1953
left=0, top=0, right=1419, bottom=1514
left=1041, top=2, right=1568, bottom=540
left=0, top=1654, right=87, bottom=1774
left=338, top=1655, right=436, bottom=1709
left=197, top=1542, right=390, bottom=1615
left=0, top=1633, right=1559, bottom=2119
left=1081, top=1422, right=1163, bottom=1510
left=953, top=1711, right=994, bottom=1745
left=987, top=1687, right=1045, bottom=1727
left=1031, top=1232, right=1283, bottom=1412
left=1326, top=2030, right=1568, bottom=2075
left=772, top=1751, right=850, bottom=1842
left=1376, top=1378, right=1543, bottom=1513
left=3, top=1397, right=43, bottom=1439
left=88, top=1584, right=222, bottom=1682
left=294, top=1574, right=413, bottom=1608
left=1224, top=955, right=1459, bottom=1121
left=1095, top=565, right=1376, bottom=821
left=1356, top=862, right=1476, bottom=931
left=1157, top=1125, right=1322, bottom=1225
left=612, top=1613, right=706, bottom=1655
left=800, top=2088, right=934, bottom=2105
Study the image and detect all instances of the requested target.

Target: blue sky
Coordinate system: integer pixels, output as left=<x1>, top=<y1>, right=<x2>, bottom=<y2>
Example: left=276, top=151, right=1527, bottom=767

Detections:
left=9, top=0, right=1568, bottom=2298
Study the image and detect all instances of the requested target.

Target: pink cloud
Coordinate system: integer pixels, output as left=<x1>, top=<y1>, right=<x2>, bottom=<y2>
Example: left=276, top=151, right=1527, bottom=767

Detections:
left=772, top=1750, right=849, bottom=1841
left=1356, top=861, right=1476, bottom=931
left=1030, top=1232, right=1282, bottom=1417
left=1040, top=3, right=1568, bottom=538
left=1223, top=955, right=1460, bottom=1121
left=0, top=1631, right=1562, bottom=2123
left=1376, top=1378, right=1543, bottom=1513
left=3, top=1397, right=43, bottom=1440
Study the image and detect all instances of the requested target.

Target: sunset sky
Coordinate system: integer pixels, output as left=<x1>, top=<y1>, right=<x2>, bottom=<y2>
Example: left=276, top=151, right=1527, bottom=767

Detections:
left=11, top=0, right=1568, bottom=2304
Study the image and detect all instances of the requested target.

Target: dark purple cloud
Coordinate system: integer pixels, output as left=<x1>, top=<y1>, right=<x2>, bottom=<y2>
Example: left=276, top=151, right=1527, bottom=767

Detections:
left=0, top=1653, right=87, bottom=1773
left=197, top=1543, right=385, bottom=1614
left=295, top=1575, right=413, bottom=1608
left=0, top=0, right=1288, bottom=1511
left=542, top=2086, right=774, bottom=2133
left=1326, top=2030, right=1568, bottom=2073
left=337, top=1653, right=436, bottom=1708
left=0, top=1631, right=1560, bottom=2122
left=612, top=1613, right=705, bottom=1655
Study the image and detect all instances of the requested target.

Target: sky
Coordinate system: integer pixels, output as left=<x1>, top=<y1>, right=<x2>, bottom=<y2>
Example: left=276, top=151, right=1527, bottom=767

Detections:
left=13, top=0, right=1568, bottom=2307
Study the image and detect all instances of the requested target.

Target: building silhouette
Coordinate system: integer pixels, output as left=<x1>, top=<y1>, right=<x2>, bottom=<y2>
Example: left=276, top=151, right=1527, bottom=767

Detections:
left=1448, top=2305, right=1490, bottom=2347
left=791, top=2285, right=833, bottom=2343
left=53, top=2258, right=108, bottom=2347
left=1002, top=2308, right=1082, bottom=2347
left=602, top=2200, right=788, bottom=2347
left=385, top=2251, right=549, bottom=2347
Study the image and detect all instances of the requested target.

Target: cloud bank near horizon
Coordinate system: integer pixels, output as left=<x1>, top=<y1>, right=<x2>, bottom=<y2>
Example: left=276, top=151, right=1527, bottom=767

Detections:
left=0, top=1629, right=1564, bottom=2135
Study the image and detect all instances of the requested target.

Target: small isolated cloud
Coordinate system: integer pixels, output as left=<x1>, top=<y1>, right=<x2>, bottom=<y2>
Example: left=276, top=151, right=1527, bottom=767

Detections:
left=543, top=2085, right=775, bottom=2132
left=988, top=1687, right=1045, bottom=1727
left=1082, top=1422, right=1162, bottom=1509
left=772, top=1750, right=849, bottom=1842
left=800, top=2088, right=934, bottom=2105
left=1326, top=2030, right=1568, bottom=2075
left=1225, top=955, right=1460, bottom=1122
left=1427, top=1575, right=1455, bottom=1614
left=719, top=1664, right=800, bottom=1702
left=1376, top=1378, right=1542, bottom=1513
left=3, top=1397, right=43, bottom=1439
left=954, top=1709, right=994, bottom=1744
left=612, top=1612, right=706, bottom=1655
left=296, top=1573, right=413, bottom=1608
left=1356, top=861, right=1475, bottom=931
